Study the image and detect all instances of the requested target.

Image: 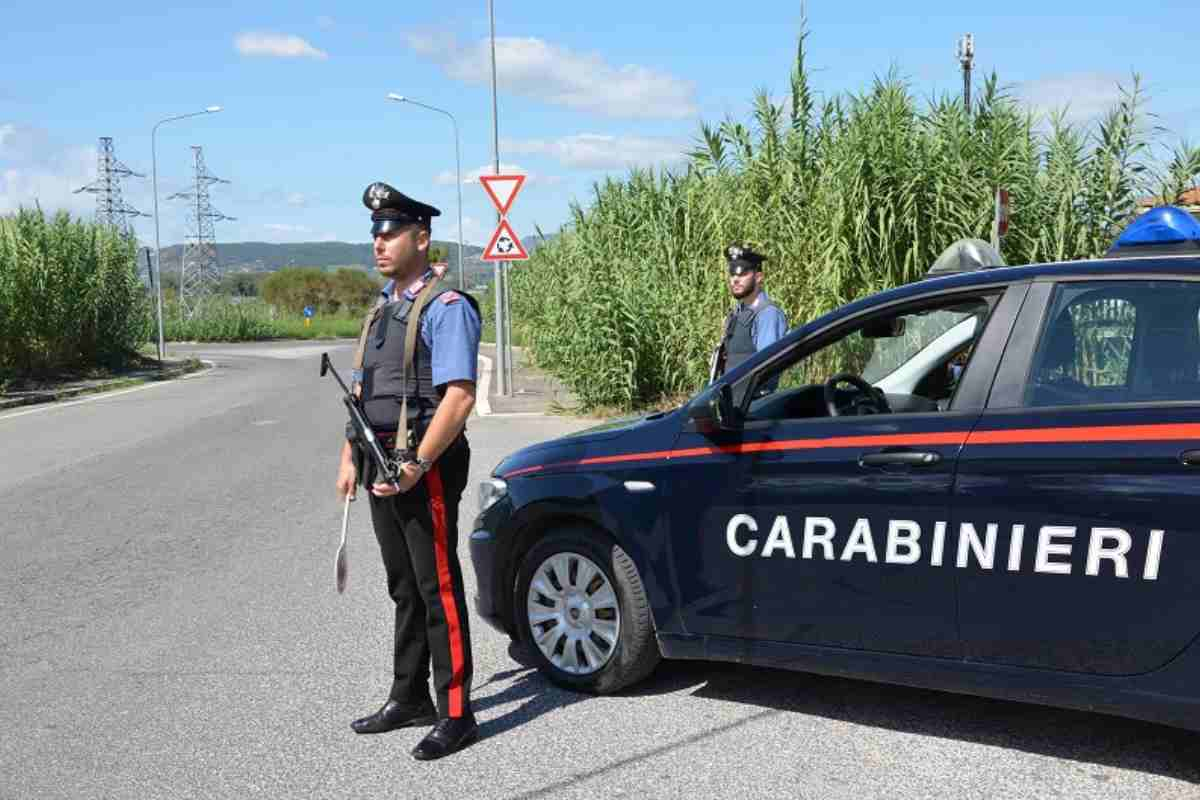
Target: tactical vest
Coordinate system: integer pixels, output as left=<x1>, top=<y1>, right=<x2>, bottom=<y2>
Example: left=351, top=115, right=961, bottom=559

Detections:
left=721, top=302, right=764, bottom=375
left=359, top=285, right=480, bottom=435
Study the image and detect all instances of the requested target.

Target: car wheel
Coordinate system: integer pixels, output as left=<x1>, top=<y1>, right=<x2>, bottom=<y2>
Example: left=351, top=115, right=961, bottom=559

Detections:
left=514, top=526, right=660, bottom=693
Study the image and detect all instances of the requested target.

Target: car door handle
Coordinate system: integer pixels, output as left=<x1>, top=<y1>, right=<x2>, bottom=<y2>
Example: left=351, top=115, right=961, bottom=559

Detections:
left=858, top=451, right=942, bottom=468
left=1180, top=450, right=1200, bottom=466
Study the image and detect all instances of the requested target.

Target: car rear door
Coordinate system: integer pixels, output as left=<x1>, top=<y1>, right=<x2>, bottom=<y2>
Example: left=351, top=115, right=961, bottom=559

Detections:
left=954, top=277, right=1200, bottom=675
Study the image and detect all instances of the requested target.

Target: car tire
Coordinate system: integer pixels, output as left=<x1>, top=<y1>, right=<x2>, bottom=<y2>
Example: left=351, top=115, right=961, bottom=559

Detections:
left=514, top=526, right=660, bottom=694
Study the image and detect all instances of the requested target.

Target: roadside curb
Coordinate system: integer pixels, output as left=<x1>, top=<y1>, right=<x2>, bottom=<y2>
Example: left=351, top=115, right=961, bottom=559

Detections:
left=0, top=359, right=207, bottom=411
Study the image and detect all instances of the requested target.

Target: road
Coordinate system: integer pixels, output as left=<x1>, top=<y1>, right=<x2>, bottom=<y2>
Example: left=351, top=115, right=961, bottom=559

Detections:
left=1, top=341, right=1198, bottom=799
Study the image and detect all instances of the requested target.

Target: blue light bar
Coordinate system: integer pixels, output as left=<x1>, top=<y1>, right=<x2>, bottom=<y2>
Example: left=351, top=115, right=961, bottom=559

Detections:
left=1105, top=205, right=1200, bottom=257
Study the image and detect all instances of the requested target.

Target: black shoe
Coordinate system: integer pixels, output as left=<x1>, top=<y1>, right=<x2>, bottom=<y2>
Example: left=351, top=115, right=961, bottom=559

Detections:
left=351, top=700, right=437, bottom=735
left=411, top=714, right=479, bottom=760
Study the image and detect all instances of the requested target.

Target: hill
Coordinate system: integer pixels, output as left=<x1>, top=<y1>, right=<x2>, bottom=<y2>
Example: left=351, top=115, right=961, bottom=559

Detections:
left=158, top=239, right=494, bottom=287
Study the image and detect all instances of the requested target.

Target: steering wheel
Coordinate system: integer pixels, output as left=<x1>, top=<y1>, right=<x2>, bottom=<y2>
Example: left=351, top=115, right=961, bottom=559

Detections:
left=824, top=372, right=891, bottom=417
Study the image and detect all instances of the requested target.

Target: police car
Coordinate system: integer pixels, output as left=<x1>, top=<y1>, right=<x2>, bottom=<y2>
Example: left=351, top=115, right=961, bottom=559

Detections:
left=471, top=206, right=1200, bottom=731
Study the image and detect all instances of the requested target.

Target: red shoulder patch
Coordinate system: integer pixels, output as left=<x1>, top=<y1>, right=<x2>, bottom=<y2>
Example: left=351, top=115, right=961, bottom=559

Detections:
left=440, top=291, right=462, bottom=305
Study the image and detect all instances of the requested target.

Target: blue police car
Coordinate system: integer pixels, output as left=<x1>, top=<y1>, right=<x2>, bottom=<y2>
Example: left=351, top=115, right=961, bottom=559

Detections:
left=471, top=206, right=1200, bottom=731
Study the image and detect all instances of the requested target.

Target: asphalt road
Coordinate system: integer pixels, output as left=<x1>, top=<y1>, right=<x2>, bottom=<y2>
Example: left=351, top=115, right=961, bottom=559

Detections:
left=2, top=341, right=1198, bottom=800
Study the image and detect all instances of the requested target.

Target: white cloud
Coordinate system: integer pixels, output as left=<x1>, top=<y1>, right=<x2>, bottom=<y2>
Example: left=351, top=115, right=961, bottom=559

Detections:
left=0, top=123, right=99, bottom=217
left=0, top=123, right=17, bottom=155
left=406, top=34, right=696, bottom=120
left=429, top=163, right=528, bottom=188
left=1017, top=72, right=1125, bottom=125
left=501, top=134, right=687, bottom=170
left=235, top=32, right=328, bottom=60
left=263, top=223, right=311, bottom=233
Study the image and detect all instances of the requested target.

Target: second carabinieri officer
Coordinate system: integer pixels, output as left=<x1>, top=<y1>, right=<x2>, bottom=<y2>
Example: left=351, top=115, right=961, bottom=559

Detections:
left=710, top=244, right=788, bottom=382
left=334, top=181, right=481, bottom=760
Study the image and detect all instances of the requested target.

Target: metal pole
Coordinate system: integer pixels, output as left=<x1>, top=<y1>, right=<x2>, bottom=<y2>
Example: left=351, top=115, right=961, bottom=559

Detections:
left=964, top=62, right=972, bottom=112
left=453, top=115, right=464, bottom=292
left=151, top=122, right=166, bottom=362
left=489, top=0, right=509, bottom=395
left=504, top=263, right=513, bottom=381
left=957, top=33, right=974, bottom=114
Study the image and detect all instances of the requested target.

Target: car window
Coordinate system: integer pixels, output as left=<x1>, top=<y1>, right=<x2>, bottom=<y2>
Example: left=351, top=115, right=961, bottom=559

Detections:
left=740, top=295, right=993, bottom=420
left=860, top=309, right=978, bottom=383
left=1026, top=280, right=1200, bottom=407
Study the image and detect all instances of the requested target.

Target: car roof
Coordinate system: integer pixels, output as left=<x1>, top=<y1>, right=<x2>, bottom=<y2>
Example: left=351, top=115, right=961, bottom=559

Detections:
left=921, top=253, right=1200, bottom=290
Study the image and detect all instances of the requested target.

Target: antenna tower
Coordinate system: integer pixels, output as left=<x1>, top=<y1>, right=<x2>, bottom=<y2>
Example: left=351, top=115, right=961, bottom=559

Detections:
left=74, top=137, right=149, bottom=237
left=957, top=33, right=975, bottom=113
left=168, top=145, right=234, bottom=316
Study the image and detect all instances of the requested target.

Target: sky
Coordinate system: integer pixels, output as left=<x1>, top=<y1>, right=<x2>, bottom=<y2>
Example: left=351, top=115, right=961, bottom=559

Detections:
left=2, top=0, right=1198, bottom=252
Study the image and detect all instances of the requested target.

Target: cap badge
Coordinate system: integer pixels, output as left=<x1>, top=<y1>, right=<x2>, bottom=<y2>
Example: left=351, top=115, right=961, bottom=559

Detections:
left=368, top=183, right=390, bottom=210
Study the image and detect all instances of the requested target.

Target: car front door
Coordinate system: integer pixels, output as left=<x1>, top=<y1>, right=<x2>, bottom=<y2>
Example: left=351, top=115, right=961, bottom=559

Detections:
left=668, top=284, right=1025, bottom=657
left=955, top=278, right=1200, bottom=674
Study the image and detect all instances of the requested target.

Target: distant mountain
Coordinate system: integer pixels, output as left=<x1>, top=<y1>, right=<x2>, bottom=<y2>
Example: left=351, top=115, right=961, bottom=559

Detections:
left=157, top=239, right=494, bottom=287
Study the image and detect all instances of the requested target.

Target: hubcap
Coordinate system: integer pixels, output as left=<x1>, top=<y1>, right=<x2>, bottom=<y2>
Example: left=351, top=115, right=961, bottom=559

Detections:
left=526, top=551, right=620, bottom=675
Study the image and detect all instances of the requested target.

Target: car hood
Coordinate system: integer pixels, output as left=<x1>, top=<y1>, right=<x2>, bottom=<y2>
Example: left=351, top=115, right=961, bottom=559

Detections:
left=493, top=407, right=681, bottom=478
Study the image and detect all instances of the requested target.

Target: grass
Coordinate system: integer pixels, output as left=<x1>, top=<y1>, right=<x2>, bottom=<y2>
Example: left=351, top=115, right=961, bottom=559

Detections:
left=162, top=297, right=364, bottom=342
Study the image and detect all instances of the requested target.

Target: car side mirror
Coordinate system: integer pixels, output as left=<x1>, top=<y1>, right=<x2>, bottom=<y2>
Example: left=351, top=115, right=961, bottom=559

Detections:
left=689, top=384, right=739, bottom=433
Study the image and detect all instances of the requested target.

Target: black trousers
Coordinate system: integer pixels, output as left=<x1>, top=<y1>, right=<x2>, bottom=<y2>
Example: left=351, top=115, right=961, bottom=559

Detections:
left=365, top=439, right=473, bottom=719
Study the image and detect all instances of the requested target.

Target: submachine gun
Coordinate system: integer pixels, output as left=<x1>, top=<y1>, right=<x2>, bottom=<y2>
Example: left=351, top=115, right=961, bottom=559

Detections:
left=320, top=352, right=402, bottom=492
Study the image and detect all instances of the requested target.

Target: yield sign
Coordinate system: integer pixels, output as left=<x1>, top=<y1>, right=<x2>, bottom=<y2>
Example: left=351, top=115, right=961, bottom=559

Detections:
left=480, top=173, right=526, bottom=216
left=482, top=218, right=528, bottom=261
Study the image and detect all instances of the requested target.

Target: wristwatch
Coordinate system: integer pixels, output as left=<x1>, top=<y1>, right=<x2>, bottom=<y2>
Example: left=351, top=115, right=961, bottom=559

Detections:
left=409, top=455, right=434, bottom=475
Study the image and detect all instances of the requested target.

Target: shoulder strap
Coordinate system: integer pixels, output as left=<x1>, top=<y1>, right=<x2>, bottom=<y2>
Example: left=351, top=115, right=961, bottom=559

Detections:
left=351, top=295, right=387, bottom=376
left=396, top=274, right=442, bottom=458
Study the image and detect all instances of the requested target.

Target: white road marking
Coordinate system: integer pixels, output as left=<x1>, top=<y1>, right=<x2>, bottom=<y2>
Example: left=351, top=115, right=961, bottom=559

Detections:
left=0, top=362, right=217, bottom=423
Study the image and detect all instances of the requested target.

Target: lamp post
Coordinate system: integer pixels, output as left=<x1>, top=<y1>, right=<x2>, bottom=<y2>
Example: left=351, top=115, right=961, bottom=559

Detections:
left=151, top=106, right=222, bottom=361
left=386, top=93, right=464, bottom=292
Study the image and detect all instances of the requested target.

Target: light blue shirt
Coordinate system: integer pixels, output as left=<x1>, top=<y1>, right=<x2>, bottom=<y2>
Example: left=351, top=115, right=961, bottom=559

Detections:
left=749, top=291, right=788, bottom=351
left=352, top=272, right=481, bottom=387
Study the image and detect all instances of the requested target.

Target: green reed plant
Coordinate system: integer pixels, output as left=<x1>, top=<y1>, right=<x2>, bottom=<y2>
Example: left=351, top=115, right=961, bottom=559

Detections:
left=0, top=208, right=150, bottom=378
left=510, top=30, right=1191, bottom=412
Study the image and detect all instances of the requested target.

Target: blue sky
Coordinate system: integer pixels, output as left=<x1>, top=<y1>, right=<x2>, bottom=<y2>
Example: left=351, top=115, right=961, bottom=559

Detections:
left=2, top=0, right=1197, bottom=251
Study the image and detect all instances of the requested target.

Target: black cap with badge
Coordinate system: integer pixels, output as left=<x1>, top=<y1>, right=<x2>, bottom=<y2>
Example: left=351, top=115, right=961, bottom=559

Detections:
left=726, top=244, right=766, bottom=276
left=363, top=181, right=441, bottom=236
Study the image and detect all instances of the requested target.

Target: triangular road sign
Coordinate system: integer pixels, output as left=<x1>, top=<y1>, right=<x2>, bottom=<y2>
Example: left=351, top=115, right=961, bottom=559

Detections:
left=480, top=174, right=526, bottom=216
left=482, top=218, right=529, bottom=261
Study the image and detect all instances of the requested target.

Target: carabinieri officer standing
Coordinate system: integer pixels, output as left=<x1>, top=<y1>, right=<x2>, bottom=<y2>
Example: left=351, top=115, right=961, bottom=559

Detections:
left=335, top=181, right=481, bottom=760
left=711, top=244, right=788, bottom=381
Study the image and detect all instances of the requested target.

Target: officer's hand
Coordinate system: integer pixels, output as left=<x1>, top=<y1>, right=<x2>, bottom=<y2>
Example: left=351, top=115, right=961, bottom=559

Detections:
left=336, top=462, right=357, bottom=501
left=371, top=462, right=421, bottom=497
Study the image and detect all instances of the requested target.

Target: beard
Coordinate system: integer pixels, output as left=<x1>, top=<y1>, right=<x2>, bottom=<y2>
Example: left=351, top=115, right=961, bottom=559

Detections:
left=730, top=279, right=756, bottom=300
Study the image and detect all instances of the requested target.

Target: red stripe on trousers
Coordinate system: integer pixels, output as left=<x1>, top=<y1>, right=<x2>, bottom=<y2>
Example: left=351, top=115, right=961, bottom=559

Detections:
left=426, top=466, right=466, bottom=718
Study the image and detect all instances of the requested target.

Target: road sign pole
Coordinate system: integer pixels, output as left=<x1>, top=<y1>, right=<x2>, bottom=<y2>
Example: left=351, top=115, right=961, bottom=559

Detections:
left=489, top=0, right=509, bottom=396
left=504, top=263, right=513, bottom=389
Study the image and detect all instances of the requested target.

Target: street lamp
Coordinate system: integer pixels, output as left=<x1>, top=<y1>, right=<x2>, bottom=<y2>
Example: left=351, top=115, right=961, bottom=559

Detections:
left=386, top=93, right=464, bottom=293
left=150, top=105, right=222, bottom=361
